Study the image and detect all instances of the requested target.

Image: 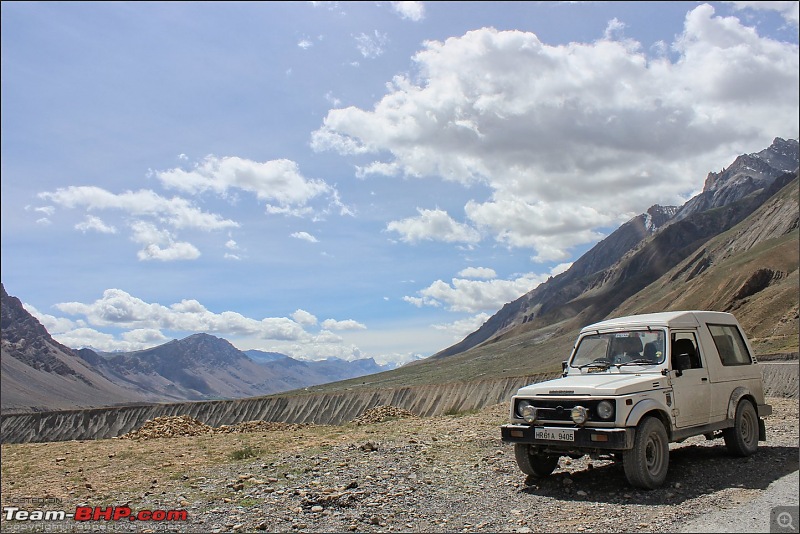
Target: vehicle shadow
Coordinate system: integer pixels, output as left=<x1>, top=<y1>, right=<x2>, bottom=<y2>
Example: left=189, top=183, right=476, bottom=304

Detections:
left=519, top=443, right=799, bottom=504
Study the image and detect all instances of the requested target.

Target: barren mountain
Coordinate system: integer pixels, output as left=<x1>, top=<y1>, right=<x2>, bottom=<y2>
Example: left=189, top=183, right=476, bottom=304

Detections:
left=432, top=138, right=799, bottom=361
left=0, top=283, right=154, bottom=412
left=1, top=297, right=388, bottom=412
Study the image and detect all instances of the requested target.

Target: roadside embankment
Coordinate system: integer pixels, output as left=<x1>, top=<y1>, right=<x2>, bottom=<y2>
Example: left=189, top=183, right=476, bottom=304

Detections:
left=2, top=360, right=796, bottom=445
left=0, top=373, right=558, bottom=444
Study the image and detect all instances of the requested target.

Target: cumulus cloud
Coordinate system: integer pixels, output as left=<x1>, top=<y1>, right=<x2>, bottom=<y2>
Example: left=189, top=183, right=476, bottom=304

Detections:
left=405, top=263, right=577, bottom=313
left=153, top=155, right=335, bottom=214
left=457, top=267, right=496, bottom=279
left=38, top=186, right=239, bottom=231
left=321, top=318, right=367, bottom=330
left=391, top=1, right=425, bottom=21
left=29, top=290, right=370, bottom=358
left=312, top=5, right=799, bottom=261
left=130, top=221, right=201, bottom=261
left=433, top=312, right=492, bottom=340
left=405, top=274, right=544, bottom=313
left=386, top=208, right=480, bottom=244
left=292, top=309, right=318, bottom=326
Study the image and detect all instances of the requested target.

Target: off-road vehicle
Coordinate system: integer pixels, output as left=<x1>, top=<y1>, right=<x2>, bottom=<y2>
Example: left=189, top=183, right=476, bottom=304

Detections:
left=501, top=311, right=772, bottom=489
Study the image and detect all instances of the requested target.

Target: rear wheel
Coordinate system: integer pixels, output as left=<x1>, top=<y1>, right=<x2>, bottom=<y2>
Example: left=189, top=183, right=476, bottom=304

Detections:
left=623, top=417, right=669, bottom=489
left=514, top=443, right=560, bottom=477
left=724, top=400, right=758, bottom=456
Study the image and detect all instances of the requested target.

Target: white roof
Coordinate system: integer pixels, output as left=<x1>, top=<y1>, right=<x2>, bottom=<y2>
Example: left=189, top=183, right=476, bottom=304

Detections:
left=580, top=310, right=739, bottom=333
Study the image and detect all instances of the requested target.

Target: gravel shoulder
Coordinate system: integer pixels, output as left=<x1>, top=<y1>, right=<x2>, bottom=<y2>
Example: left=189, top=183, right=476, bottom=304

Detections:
left=1, top=396, right=797, bottom=533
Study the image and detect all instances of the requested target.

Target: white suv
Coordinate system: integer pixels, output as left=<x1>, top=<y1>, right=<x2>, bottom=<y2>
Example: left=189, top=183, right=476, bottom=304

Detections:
left=501, top=311, right=773, bottom=489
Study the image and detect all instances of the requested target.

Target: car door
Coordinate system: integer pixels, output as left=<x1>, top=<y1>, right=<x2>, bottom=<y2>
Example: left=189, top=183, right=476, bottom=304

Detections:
left=669, top=331, right=711, bottom=428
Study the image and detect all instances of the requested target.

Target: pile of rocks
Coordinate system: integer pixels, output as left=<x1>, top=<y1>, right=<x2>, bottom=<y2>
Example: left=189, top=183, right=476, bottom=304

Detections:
left=119, top=415, right=213, bottom=440
left=214, top=421, right=309, bottom=434
left=351, top=405, right=417, bottom=426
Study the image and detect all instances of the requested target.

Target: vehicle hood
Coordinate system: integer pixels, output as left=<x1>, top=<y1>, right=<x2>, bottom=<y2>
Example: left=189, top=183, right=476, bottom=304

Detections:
left=515, top=372, right=667, bottom=397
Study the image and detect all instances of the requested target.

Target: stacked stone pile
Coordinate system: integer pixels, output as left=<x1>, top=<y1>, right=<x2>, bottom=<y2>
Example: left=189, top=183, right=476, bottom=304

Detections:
left=214, top=421, right=309, bottom=433
left=119, top=415, right=213, bottom=440
left=351, top=405, right=417, bottom=426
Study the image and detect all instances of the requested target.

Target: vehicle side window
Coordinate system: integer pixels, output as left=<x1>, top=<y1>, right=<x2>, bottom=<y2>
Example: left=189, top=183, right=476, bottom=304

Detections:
left=708, top=324, right=752, bottom=366
left=671, top=332, right=703, bottom=370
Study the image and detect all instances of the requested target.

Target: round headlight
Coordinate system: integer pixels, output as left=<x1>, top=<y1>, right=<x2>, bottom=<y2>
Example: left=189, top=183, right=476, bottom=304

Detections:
left=516, top=399, right=531, bottom=418
left=521, top=405, right=538, bottom=424
left=571, top=405, right=588, bottom=425
left=597, top=400, right=614, bottom=420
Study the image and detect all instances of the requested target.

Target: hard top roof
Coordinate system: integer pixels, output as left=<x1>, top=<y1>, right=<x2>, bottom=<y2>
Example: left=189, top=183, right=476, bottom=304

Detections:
left=580, top=311, right=739, bottom=333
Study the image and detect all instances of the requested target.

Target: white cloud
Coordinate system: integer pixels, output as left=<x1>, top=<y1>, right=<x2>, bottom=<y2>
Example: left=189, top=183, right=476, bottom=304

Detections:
left=298, top=39, right=313, bottom=49
left=34, top=290, right=375, bottom=360
left=407, top=273, right=545, bottom=313
left=726, top=1, right=800, bottom=27
left=52, top=289, right=309, bottom=341
left=292, top=309, right=318, bottom=326
left=130, top=221, right=201, bottom=261
left=457, top=267, right=496, bottom=279
left=154, top=155, right=335, bottom=215
left=391, top=1, right=425, bottom=21
left=386, top=208, right=480, bottom=244
left=75, top=215, right=117, bottom=234
left=321, top=318, right=367, bottom=330
left=291, top=231, right=319, bottom=243
left=313, top=7, right=799, bottom=261
left=433, top=312, right=491, bottom=340
left=406, top=262, right=577, bottom=313
left=39, top=186, right=239, bottom=231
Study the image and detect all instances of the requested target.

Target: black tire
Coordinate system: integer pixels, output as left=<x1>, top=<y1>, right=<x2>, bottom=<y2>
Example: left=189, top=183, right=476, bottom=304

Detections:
left=723, top=400, right=759, bottom=457
left=623, top=417, right=669, bottom=489
left=514, top=443, right=560, bottom=477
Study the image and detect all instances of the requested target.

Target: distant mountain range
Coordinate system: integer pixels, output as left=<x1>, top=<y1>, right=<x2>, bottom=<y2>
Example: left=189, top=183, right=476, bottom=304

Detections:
left=0, top=294, right=389, bottom=413
left=2, top=137, right=797, bottom=412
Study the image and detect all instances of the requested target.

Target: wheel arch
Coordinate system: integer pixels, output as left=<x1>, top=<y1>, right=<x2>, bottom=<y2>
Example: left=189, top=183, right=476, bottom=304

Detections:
left=727, top=387, right=756, bottom=420
left=625, top=399, right=672, bottom=438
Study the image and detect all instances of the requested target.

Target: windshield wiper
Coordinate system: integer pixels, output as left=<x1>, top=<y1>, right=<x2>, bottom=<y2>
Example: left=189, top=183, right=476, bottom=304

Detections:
left=616, top=359, right=657, bottom=367
left=578, top=358, right=612, bottom=370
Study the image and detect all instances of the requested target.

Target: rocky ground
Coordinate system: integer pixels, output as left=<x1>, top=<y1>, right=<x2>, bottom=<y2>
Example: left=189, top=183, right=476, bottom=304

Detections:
left=1, top=397, right=797, bottom=533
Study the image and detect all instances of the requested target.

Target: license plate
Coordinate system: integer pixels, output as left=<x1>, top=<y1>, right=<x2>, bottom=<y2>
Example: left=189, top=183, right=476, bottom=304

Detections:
left=535, top=427, right=575, bottom=442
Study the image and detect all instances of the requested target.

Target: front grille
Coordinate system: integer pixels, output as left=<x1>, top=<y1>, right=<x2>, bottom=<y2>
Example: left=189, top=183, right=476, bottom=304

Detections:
left=515, top=398, right=612, bottom=423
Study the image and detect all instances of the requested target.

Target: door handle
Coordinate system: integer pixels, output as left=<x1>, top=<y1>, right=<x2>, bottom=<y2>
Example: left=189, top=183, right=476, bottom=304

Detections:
left=701, top=377, right=708, bottom=382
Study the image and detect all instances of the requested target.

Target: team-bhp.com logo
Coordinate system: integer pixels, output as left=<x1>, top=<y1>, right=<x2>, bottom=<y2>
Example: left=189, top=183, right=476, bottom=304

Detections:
left=3, top=506, right=188, bottom=522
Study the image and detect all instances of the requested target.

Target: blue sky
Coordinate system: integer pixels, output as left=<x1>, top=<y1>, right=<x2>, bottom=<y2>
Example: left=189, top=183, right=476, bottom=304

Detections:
left=2, top=1, right=798, bottom=366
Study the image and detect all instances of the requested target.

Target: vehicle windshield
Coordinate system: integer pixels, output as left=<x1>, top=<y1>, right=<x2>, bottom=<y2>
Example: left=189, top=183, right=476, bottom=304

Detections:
left=570, top=330, right=666, bottom=370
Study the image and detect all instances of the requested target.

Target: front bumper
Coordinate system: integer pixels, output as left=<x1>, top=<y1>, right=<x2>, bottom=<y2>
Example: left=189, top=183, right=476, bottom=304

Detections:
left=501, top=424, right=634, bottom=451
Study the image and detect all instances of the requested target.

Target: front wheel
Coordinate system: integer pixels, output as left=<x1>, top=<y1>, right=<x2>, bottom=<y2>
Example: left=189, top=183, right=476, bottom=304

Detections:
left=514, top=443, right=560, bottom=477
left=623, top=417, right=669, bottom=489
left=723, top=400, right=758, bottom=456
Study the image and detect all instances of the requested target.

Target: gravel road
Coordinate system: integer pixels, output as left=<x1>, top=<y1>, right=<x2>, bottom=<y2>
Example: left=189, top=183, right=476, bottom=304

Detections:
left=5, top=398, right=795, bottom=534
left=678, top=470, right=799, bottom=533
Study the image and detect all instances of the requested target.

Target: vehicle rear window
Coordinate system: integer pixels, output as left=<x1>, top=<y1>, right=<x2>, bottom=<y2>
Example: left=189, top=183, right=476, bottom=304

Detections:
left=708, top=324, right=752, bottom=366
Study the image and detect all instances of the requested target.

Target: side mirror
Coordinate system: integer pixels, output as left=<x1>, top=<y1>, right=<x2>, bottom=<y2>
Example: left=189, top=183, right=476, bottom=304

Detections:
left=673, top=353, right=691, bottom=376
left=562, top=360, right=568, bottom=376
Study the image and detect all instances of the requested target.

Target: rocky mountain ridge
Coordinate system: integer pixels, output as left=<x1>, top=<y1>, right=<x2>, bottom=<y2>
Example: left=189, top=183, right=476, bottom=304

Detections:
left=432, top=137, right=799, bottom=359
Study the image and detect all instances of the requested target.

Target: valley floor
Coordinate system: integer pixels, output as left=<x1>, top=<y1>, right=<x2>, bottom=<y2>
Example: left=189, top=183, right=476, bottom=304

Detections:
left=1, top=395, right=797, bottom=533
